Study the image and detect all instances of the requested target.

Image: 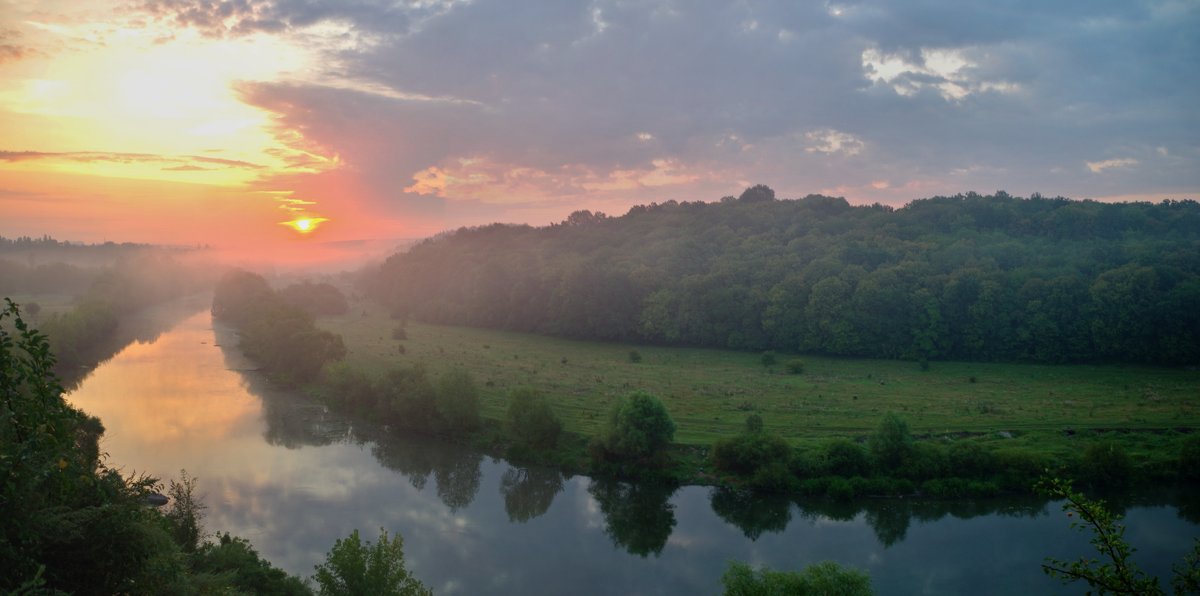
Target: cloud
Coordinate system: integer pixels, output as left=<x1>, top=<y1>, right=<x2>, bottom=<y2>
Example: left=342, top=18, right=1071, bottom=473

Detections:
left=805, top=129, right=865, bottom=156
left=1086, top=158, right=1139, bottom=173
left=126, top=0, right=1200, bottom=229
left=0, top=150, right=265, bottom=170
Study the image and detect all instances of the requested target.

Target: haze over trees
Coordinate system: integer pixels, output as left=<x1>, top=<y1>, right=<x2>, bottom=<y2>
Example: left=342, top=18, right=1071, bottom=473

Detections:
left=367, top=188, right=1200, bottom=365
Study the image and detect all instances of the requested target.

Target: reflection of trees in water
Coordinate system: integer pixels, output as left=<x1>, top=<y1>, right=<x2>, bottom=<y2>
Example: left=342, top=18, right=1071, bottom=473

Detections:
left=589, top=480, right=677, bottom=557
left=500, top=466, right=564, bottom=523
left=434, top=448, right=482, bottom=512
left=59, top=299, right=208, bottom=390
left=255, top=381, right=347, bottom=449
left=365, top=429, right=482, bottom=512
left=710, top=488, right=792, bottom=541
left=788, top=495, right=1050, bottom=548
left=369, top=433, right=434, bottom=490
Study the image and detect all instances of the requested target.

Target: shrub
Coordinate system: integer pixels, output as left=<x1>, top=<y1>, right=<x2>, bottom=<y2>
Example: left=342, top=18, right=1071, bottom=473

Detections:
left=313, top=528, right=430, bottom=596
left=899, top=443, right=947, bottom=481
left=721, top=560, right=872, bottom=596
left=597, top=391, right=675, bottom=462
left=824, top=439, right=870, bottom=477
left=711, top=432, right=793, bottom=478
left=946, top=441, right=998, bottom=479
left=760, top=351, right=777, bottom=368
left=628, top=349, right=642, bottom=363
left=506, top=388, right=563, bottom=449
left=869, top=413, right=913, bottom=471
left=784, top=359, right=805, bottom=374
left=827, top=477, right=857, bottom=502
left=435, top=369, right=482, bottom=433
left=1079, top=441, right=1134, bottom=489
left=1181, top=436, right=1200, bottom=480
left=744, top=413, right=764, bottom=434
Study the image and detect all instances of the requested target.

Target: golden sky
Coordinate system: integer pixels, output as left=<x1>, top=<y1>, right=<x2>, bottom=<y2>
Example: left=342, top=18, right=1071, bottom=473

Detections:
left=1, top=1, right=1196, bottom=266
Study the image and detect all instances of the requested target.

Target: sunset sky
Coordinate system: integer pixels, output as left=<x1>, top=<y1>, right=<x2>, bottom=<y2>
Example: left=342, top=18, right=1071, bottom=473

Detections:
left=1, top=0, right=1197, bottom=262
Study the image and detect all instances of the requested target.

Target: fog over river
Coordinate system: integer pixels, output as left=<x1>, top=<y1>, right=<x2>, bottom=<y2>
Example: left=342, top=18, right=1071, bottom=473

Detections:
left=67, top=305, right=1199, bottom=595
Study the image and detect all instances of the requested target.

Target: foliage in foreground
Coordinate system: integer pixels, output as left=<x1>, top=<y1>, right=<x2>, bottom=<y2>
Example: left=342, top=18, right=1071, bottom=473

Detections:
left=722, top=560, right=873, bottom=595
left=1037, top=476, right=1200, bottom=595
left=314, top=528, right=431, bottom=596
left=1, top=297, right=308, bottom=594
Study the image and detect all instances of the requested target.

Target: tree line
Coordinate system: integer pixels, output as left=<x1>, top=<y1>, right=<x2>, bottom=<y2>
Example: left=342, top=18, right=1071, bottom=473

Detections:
left=367, top=187, right=1200, bottom=365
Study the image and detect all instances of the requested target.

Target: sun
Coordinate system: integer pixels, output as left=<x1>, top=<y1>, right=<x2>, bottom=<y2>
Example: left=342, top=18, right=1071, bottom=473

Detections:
left=281, top=217, right=329, bottom=234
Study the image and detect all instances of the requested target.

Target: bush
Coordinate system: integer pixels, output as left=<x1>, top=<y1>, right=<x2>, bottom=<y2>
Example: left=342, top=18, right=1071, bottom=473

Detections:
left=784, top=359, right=805, bottom=374
left=760, top=351, right=777, bottom=368
left=899, top=443, right=947, bottom=481
left=1079, top=441, right=1134, bottom=489
left=193, top=533, right=309, bottom=595
left=628, top=349, right=642, bottom=363
left=597, top=391, right=675, bottom=462
left=946, top=441, right=998, bottom=479
left=313, top=528, right=430, bottom=596
left=506, top=388, right=563, bottom=449
left=712, top=432, right=793, bottom=478
left=435, top=369, right=482, bottom=433
left=1180, top=436, right=1200, bottom=480
left=744, top=413, right=764, bottom=434
left=824, top=439, right=870, bottom=477
left=721, top=560, right=872, bottom=596
left=827, top=476, right=857, bottom=502
left=869, top=413, right=913, bottom=471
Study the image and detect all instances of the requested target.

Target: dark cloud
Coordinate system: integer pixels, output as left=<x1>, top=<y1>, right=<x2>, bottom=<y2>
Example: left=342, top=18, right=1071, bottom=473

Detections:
left=155, top=0, right=1197, bottom=221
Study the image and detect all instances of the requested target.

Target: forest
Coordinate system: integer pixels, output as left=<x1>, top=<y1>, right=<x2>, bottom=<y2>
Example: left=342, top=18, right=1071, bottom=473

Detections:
left=368, top=187, right=1200, bottom=365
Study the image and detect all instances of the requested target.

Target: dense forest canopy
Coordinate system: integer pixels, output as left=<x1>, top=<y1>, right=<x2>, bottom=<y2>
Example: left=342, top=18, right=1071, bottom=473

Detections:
left=368, top=188, right=1200, bottom=365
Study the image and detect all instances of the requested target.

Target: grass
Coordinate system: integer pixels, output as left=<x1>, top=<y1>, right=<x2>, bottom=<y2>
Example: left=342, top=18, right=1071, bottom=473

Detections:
left=319, top=300, right=1200, bottom=458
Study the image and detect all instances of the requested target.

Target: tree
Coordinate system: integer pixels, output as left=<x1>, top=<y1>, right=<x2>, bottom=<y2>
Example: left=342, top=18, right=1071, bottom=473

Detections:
left=869, top=413, right=913, bottom=470
left=313, top=528, right=430, bottom=596
left=598, top=391, right=676, bottom=462
left=165, top=469, right=206, bottom=553
left=721, top=560, right=872, bottom=595
left=435, top=368, right=482, bottom=433
left=506, top=387, right=563, bottom=449
left=1035, top=476, right=1200, bottom=595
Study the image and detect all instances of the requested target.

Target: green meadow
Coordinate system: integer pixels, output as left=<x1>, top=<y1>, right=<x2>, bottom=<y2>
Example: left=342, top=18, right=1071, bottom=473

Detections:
left=319, top=301, right=1200, bottom=463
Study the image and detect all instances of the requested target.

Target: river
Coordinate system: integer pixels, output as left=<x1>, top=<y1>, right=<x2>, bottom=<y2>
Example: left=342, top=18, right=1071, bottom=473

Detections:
left=65, top=306, right=1199, bottom=595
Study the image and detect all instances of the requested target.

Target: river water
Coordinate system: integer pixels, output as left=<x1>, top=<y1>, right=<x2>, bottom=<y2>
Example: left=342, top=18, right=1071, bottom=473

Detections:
left=65, top=306, right=1199, bottom=595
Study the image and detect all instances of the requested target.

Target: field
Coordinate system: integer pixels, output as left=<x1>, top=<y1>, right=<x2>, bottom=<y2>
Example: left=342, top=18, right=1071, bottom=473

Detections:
left=319, top=301, right=1200, bottom=460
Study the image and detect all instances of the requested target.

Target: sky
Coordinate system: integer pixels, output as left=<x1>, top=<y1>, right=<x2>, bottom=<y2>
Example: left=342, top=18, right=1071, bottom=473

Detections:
left=1, top=0, right=1197, bottom=263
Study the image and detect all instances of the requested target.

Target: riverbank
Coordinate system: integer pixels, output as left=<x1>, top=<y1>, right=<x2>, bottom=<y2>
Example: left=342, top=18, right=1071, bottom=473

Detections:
left=297, top=298, right=1200, bottom=499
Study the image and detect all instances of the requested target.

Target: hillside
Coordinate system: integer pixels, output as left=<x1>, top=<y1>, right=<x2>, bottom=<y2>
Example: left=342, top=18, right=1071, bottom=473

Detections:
left=367, top=188, right=1200, bottom=365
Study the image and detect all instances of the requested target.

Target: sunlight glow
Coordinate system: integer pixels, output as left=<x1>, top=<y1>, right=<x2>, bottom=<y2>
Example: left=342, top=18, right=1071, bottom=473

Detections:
left=282, top=217, right=330, bottom=234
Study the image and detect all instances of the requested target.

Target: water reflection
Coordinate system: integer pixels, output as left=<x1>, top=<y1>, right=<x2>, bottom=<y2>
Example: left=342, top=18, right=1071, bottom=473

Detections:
left=710, top=488, right=792, bottom=541
left=64, top=308, right=1200, bottom=595
left=588, top=480, right=678, bottom=557
left=500, top=467, right=564, bottom=523
left=58, top=293, right=210, bottom=390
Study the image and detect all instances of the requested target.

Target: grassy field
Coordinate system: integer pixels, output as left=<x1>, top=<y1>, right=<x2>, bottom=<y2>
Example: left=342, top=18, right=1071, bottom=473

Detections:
left=319, top=300, right=1200, bottom=461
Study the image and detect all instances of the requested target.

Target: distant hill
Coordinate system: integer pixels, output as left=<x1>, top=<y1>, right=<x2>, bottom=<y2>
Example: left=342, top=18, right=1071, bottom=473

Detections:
left=366, top=187, right=1200, bottom=365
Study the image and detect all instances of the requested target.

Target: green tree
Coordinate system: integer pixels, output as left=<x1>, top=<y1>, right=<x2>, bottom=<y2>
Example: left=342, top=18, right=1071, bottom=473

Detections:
left=313, top=528, right=431, bottom=596
left=760, top=351, right=777, bottom=368
left=1036, top=476, right=1182, bottom=595
left=435, top=368, right=482, bottom=432
left=165, top=469, right=206, bottom=553
left=598, top=391, right=676, bottom=462
left=869, top=413, right=913, bottom=470
left=506, top=387, right=563, bottom=449
left=721, top=560, right=873, bottom=595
